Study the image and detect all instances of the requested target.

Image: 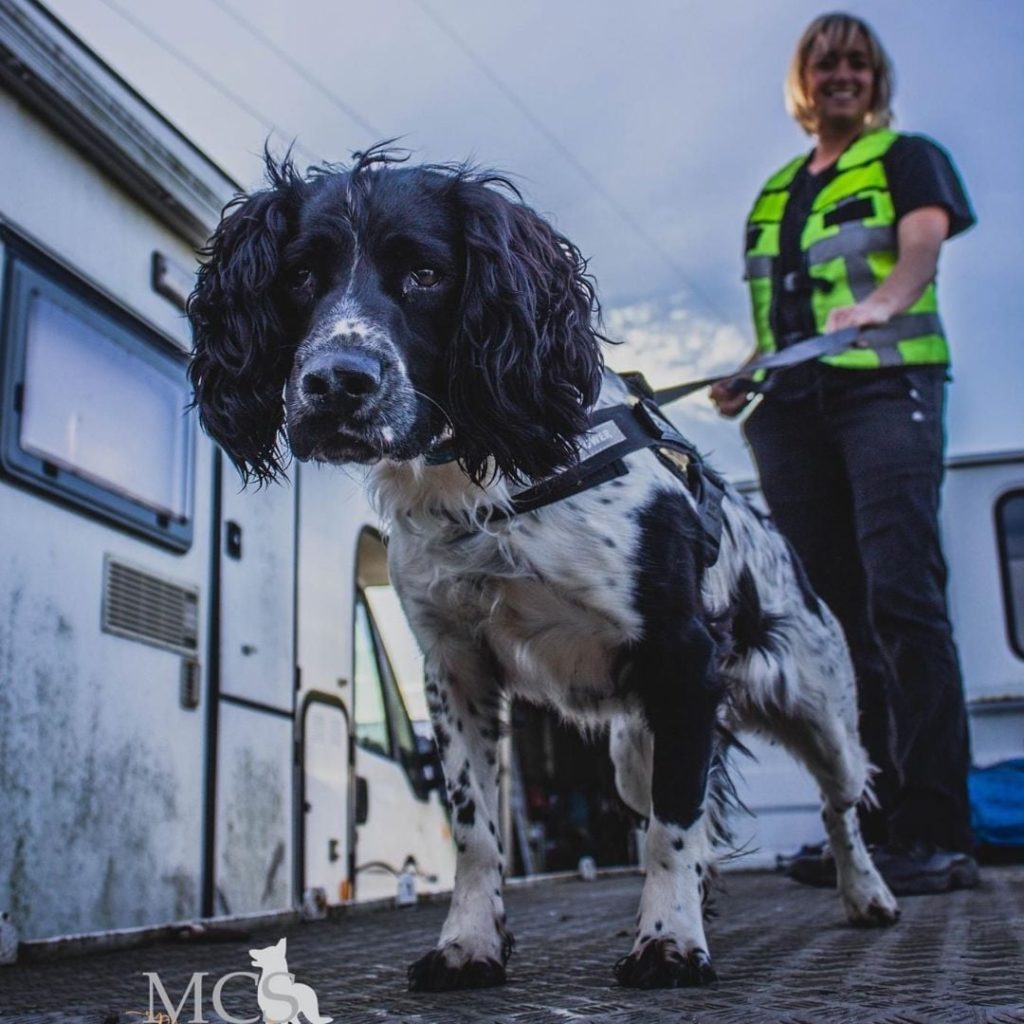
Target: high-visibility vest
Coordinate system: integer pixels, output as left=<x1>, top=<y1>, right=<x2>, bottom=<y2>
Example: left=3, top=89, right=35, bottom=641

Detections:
left=745, top=129, right=948, bottom=369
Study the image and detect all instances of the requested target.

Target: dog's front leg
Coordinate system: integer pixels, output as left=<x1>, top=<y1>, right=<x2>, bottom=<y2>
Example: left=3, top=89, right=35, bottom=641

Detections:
left=407, top=659, right=511, bottom=992
left=615, top=617, right=722, bottom=989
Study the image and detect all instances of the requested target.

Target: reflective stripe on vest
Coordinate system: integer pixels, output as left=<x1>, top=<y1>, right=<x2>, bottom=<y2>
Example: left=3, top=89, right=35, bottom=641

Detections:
left=745, top=129, right=948, bottom=370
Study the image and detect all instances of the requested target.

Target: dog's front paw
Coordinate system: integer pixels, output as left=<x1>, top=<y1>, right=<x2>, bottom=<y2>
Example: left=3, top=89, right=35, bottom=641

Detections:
left=842, top=880, right=901, bottom=928
left=614, top=938, right=717, bottom=989
left=407, top=939, right=510, bottom=992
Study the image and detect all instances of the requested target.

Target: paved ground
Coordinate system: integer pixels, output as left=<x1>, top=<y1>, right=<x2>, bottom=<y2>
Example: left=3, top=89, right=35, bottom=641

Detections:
left=2, top=867, right=1023, bottom=1024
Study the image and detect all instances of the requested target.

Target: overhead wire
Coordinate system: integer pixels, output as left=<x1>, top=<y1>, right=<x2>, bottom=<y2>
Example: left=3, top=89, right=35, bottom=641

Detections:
left=412, top=0, right=731, bottom=324
left=93, top=0, right=326, bottom=170
left=206, top=0, right=385, bottom=141
left=97, top=0, right=728, bottom=325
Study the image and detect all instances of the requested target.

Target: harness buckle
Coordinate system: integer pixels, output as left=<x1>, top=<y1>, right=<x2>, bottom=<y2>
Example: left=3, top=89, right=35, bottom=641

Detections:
left=782, top=269, right=833, bottom=295
left=781, top=270, right=804, bottom=293
left=632, top=397, right=685, bottom=447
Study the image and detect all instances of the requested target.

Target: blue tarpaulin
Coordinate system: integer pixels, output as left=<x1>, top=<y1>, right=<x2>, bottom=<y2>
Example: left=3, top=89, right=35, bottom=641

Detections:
left=970, top=759, right=1024, bottom=846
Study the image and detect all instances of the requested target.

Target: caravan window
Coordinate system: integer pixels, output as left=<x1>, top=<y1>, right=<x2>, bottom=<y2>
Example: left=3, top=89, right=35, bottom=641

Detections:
left=353, top=590, right=419, bottom=768
left=353, top=598, right=393, bottom=757
left=996, top=490, right=1024, bottom=659
left=0, top=243, right=193, bottom=549
left=353, top=529, right=432, bottom=798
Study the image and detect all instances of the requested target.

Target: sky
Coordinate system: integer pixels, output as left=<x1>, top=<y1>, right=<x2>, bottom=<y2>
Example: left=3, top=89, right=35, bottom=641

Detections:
left=44, top=0, right=1024, bottom=477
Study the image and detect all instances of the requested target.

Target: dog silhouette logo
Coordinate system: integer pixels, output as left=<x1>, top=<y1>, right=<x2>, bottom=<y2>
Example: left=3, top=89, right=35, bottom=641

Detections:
left=248, top=938, right=332, bottom=1024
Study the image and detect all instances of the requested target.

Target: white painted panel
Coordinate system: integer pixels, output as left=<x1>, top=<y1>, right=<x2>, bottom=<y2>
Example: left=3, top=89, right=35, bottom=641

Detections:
left=354, top=749, right=455, bottom=903
left=942, top=462, right=1024, bottom=701
left=0, top=91, right=195, bottom=349
left=0, top=441, right=212, bottom=940
left=294, top=463, right=365, bottom=700
left=219, top=477, right=296, bottom=711
left=214, top=702, right=294, bottom=916
left=729, top=733, right=821, bottom=869
left=302, top=699, right=350, bottom=903
left=0, top=90, right=214, bottom=937
left=970, top=709, right=1024, bottom=768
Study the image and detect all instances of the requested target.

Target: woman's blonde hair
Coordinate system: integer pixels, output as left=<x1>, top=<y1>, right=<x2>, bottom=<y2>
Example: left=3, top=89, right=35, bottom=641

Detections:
left=785, top=12, right=895, bottom=135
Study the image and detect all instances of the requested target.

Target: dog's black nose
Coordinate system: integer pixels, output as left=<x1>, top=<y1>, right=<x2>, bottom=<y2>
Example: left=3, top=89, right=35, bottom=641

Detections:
left=300, top=349, right=382, bottom=407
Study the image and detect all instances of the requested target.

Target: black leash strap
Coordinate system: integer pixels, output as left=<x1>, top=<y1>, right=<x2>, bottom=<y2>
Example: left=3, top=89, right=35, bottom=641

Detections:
left=636, top=325, right=865, bottom=406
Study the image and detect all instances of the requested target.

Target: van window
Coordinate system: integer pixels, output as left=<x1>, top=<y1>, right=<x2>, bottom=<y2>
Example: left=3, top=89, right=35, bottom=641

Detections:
left=1, top=244, right=193, bottom=550
left=354, top=529, right=432, bottom=798
left=363, top=584, right=429, bottom=722
left=354, top=590, right=419, bottom=768
left=996, top=490, right=1024, bottom=659
left=353, top=598, right=392, bottom=757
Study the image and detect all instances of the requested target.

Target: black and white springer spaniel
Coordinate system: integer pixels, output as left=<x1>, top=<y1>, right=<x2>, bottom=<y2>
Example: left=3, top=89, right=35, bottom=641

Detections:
left=188, top=148, right=899, bottom=991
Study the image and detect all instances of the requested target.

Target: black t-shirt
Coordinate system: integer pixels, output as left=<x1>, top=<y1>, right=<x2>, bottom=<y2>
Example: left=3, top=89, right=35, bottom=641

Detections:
left=773, top=133, right=976, bottom=345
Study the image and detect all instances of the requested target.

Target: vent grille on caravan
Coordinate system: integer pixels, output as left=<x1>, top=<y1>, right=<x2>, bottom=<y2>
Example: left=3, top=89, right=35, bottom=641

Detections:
left=102, top=557, right=199, bottom=654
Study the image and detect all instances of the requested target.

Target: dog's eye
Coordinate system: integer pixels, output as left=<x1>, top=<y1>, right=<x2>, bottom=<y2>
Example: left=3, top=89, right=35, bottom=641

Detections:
left=405, top=268, right=441, bottom=292
left=288, top=268, right=316, bottom=296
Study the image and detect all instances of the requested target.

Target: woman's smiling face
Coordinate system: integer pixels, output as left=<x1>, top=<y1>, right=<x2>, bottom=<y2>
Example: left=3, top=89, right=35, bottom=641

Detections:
left=805, top=29, right=875, bottom=133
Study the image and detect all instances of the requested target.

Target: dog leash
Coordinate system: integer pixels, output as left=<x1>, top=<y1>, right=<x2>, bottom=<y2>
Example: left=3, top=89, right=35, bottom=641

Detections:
left=627, top=325, right=865, bottom=406
left=428, top=327, right=870, bottom=564
left=426, top=326, right=865, bottom=467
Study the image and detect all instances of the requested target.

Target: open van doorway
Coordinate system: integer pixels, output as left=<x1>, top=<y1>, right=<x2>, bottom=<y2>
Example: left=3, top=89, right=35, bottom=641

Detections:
left=352, top=529, right=455, bottom=901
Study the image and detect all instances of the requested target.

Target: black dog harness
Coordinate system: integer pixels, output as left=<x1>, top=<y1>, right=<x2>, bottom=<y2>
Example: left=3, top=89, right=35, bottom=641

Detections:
left=428, top=372, right=726, bottom=568
left=511, top=375, right=725, bottom=567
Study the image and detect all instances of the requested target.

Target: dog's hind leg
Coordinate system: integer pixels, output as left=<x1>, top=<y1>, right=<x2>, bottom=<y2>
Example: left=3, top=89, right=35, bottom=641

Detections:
left=406, top=656, right=512, bottom=992
left=614, top=616, right=722, bottom=989
left=738, top=612, right=900, bottom=927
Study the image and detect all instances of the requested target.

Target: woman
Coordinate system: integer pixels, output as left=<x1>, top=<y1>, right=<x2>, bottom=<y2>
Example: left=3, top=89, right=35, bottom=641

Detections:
left=712, top=12, right=978, bottom=894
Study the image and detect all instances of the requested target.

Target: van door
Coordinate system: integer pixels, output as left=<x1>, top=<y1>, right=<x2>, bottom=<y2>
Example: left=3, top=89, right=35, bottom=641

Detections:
left=210, top=455, right=297, bottom=916
left=301, top=695, right=352, bottom=905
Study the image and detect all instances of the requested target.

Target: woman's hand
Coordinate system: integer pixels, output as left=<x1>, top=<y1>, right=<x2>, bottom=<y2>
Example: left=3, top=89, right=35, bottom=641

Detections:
left=826, top=206, right=950, bottom=337
left=825, top=297, right=894, bottom=333
left=710, top=378, right=752, bottom=417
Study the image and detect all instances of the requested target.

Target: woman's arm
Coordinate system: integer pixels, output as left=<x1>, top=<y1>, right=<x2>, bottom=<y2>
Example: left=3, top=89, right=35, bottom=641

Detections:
left=715, top=205, right=950, bottom=415
left=825, top=205, right=950, bottom=331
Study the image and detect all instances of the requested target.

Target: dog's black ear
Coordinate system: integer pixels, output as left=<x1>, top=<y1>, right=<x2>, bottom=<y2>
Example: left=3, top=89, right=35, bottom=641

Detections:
left=450, top=178, right=604, bottom=483
left=187, top=179, right=296, bottom=484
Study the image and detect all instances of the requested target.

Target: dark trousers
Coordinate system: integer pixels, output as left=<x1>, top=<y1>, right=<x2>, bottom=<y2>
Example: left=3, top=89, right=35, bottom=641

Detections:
left=743, top=366, right=973, bottom=852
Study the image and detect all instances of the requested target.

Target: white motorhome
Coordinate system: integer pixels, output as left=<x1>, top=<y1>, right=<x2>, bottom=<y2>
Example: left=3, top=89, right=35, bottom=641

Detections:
left=0, top=1, right=454, bottom=945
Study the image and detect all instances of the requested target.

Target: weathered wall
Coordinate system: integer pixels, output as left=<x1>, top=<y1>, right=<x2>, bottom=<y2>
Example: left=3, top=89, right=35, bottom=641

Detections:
left=0, top=88, right=211, bottom=940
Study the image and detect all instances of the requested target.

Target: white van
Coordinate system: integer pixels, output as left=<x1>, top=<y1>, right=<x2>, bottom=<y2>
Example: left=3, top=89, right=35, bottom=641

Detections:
left=0, top=3, right=454, bottom=944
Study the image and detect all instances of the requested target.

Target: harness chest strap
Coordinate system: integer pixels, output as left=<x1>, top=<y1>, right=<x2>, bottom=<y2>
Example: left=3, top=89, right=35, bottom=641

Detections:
left=506, top=397, right=725, bottom=567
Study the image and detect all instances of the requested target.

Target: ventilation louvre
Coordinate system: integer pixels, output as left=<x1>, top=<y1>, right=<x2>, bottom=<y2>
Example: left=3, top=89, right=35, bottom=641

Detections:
left=102, top=557, right=199, bottom=654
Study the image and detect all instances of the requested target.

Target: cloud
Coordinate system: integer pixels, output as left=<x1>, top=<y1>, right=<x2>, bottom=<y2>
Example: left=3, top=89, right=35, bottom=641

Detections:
left=603, top=291, right=749, bottom=385
left=601, top=292, right=756, bottom=478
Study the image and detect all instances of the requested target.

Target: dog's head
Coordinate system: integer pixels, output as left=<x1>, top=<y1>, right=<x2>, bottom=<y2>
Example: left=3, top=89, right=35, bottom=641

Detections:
left=187, top=147, right=604, bottom=485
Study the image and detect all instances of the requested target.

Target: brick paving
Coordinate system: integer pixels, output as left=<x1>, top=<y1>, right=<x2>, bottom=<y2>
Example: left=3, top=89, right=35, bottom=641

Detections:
left=2, top=867, right=1023, bottom=1023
